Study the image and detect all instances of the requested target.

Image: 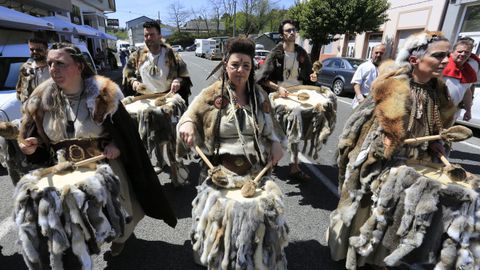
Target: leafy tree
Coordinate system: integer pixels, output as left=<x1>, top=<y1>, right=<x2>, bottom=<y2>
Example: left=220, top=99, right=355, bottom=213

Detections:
left=288, top=0, right=389, bottom=61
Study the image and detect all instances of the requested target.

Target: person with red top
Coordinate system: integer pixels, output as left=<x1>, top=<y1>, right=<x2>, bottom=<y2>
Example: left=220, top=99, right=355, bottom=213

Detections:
left=443, top=36, right=479, bottom=121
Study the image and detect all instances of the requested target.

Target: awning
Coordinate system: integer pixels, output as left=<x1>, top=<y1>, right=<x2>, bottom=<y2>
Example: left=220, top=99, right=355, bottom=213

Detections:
left=74, top=24, right=100, bottom=37
left=100, top=32, right=117, bottom=40
left=0, top=6, right=53, bottom=31
left=42, top=16, right=75, bottom=33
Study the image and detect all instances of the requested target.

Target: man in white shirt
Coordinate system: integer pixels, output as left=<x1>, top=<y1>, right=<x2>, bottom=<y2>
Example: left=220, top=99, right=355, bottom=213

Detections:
left=350, top=44, right=386, bottom=108
left=443, top=37, right=479, bottom=121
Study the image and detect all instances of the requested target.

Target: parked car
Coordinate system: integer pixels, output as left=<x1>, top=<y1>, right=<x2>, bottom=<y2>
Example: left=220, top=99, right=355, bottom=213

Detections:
left=0, top=43, right=96, bottom=122
left=206, top=48, right=222, bottom=60
left=185, top=44, right=196, bottom=51
left=456, top=85, right=480, bottom=129
left=316, top=57, right=366, bottom=95
left=254, top=49, right=270, bottom=69
left=172, top=45, right=183, bottom=52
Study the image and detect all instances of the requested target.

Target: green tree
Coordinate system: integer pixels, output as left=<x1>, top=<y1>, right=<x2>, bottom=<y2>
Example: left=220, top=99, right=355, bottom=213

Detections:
left=288, top=0, right=389, bottom=61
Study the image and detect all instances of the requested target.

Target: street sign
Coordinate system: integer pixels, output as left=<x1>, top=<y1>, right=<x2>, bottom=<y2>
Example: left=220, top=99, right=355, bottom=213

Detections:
left=107, top=19, right=119, bottom=27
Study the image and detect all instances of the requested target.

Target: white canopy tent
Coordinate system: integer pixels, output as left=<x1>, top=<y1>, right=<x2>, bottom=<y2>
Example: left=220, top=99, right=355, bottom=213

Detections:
left=42, top=16, right=76, bottom=33
left=0, top=6, right=53, bottom=31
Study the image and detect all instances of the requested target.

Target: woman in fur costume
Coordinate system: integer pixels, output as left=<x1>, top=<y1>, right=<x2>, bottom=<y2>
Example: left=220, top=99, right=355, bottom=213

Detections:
left=178, top=37, right=289, bottom=269
left=327, top=31, right=471, bottom=269
left=17, top=43, right=176, bottom=264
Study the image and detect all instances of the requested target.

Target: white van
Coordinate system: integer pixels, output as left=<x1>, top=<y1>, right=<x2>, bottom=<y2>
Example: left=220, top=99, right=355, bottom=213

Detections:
left=0, top=43, right=96, bottom=121
left=195, top=39, right=216, bottom=58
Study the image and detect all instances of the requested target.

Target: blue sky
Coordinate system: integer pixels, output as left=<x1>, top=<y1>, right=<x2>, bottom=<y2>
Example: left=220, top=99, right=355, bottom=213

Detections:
left=107, top=0, right=296, bottom=28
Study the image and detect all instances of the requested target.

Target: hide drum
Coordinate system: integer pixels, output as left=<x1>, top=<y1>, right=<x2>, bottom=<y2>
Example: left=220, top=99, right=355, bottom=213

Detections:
left=13, top=164, right=126, bottom=270
left=270, top=86, right=337, bottom=160
left=341, top=163, right=480, bottom=269
left=191, top=180, right=289, bottom=269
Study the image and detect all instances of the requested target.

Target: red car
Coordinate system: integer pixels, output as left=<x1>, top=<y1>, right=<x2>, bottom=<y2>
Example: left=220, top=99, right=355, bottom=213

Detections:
left=254, top=49, right=270, bottom=69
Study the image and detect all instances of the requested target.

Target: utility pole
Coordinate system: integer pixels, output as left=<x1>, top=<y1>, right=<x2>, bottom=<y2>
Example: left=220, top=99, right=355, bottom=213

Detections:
left=233, top=0, right=237, bottom=37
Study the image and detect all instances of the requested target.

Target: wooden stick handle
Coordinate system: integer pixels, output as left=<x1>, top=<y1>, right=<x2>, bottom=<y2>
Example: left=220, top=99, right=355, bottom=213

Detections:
left=253, top=161, right=273, bottom=184
left=75, top=154, right=106, bottom=167
left=438, top=154, right=452, bottom=167
left=404, top=135, right=442, bottom=144
left=194, top=145, right=214, bottom=170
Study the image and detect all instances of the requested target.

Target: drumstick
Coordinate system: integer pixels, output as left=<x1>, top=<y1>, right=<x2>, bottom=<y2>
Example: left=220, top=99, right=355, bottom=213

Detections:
left=438, top=154, right=467, bottom=182
left=122, top=92, right=170, bottom=105
left=282, top=96, right=313, bottom=108
left=35, top=154, right=106, bottom=178
left=241, top=161, right=273, bottom=198
left=75, top=154, right=106, bottom=167
left=403, top=125, right=472, bottom=144
left=194, top=145, right=214, bottom=170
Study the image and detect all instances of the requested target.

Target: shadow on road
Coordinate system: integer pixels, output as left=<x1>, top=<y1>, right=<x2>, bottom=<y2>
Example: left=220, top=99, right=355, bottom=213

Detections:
left=0, top=246, right=27, bottom=270
left=285, top=240, right=344, bottom=270
left=104, top=236, right=203, bottom=270
left=275, top=164, right=340, bottom=211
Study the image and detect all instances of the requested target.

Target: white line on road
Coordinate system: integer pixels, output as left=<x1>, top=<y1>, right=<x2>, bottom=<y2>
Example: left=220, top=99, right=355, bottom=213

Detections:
left=0, top=218, right=14, bottom=241
left=298, top=154, right=339, bottom=198
left=337, top=98, right=351, bottom=105
left=460, top=141, right=480, bottom=150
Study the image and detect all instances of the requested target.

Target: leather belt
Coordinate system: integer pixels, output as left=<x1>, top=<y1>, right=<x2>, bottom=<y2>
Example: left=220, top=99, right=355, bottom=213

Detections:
left=52, top=138, right=106, bottom=162
left=219, top=154, right=256, bottom=176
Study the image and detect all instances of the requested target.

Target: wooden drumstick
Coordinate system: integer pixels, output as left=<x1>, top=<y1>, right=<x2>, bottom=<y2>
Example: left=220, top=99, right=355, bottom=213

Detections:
left=241, top=161, right=273, bottom=198
left=404, top=125, right=472, bottom=144
left=122, top=91, right=170, bottom=105
left=35, top=154, right=106, bottom=178
left=438, top=154, right=467, bottom=182
left=194, top=145, right=214, bottom=170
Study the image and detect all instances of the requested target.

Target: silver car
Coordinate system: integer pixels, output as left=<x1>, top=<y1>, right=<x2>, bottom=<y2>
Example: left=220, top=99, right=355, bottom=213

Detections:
left=316, top=57, right=365, bottom=95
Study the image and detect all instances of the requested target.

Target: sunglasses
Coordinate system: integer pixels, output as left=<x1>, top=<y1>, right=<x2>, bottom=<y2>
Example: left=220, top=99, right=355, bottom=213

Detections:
left=284, top=28, right=297, bottom=33
left=30, top=48, right=45, bottom=52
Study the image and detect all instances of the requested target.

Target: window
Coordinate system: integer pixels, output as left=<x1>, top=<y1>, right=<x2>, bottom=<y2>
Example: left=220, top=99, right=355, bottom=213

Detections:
left=460, top=5, right=480, bottom=32
left=327, top=59, right=341, bottom=68
left=71, top=5, right=82, bottom=24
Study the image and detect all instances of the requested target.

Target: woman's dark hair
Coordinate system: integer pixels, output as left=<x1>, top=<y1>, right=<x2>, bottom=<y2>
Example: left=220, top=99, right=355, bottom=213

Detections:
left=143, top=21, right=161, bottom=34
left=49, top=42, right=96, bottom=78
left=278, top=19, right=299, bottom=38
left=223, top=37, right=256, bottom=91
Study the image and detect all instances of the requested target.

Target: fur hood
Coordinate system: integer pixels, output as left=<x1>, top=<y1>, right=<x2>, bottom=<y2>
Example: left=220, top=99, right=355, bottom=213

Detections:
left=19, top=75, right=124, bottom=144
left=371, top=60, right=456, bottom=157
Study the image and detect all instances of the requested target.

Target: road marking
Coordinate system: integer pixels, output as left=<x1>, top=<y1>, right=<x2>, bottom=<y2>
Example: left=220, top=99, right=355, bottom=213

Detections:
left=460, top=141, right=480, bottom=150
left=337, top=98, right=351, bottom=105
left=0, top=218, right=14, bottom=240
left=298, top=154, right=339, bottom=198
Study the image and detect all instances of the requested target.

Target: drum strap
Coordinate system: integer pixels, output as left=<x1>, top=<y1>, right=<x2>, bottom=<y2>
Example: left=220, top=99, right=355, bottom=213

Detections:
left=212, top=78, right=225, bottom=165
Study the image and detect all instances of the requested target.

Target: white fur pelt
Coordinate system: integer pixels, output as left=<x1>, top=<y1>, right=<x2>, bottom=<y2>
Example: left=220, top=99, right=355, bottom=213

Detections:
left=191, top=180, right=289, bottom=270
left=126, top=94, right=188, bottom=186
left=270, top=87, right=336, bottom=162
left=331, top=164, right=480, bottom=270
left=13, top=164, right=126, bottom=270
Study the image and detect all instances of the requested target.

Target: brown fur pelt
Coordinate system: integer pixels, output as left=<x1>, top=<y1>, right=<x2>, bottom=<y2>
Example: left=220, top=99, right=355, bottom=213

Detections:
left=191, top=180, right=289, bottom=269
left=371, top=60, right=457, bottom=158
left=13, top=164, right=126, bottom=270
left=19, top=76, right=124, bottom=147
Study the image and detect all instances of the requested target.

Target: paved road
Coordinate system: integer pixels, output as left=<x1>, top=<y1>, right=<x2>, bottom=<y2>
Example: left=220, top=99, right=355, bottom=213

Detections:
left=0, top=52, right=478, bottom=269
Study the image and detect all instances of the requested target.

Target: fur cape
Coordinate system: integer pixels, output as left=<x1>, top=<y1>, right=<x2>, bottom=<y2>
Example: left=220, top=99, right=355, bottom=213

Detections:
left=176, top=80, right=286, bottom=162
left=257, top=42, right=313, bottom=92
left=18, top=75, right=177, bottom=227
left=329, top=61, right=460, bottom=269
left=16, top=60, right=51, bottom=103
left=122, top=44, right=192, bottom=104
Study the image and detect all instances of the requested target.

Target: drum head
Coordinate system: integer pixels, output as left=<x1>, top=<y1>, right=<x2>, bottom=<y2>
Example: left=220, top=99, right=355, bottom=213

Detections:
left=222, top=188, right=266, bottom=201
left=124, top=98, right=157, bottom=114
left=271, top=89, right=330, bottom=109
left=35, top=167, right=98, bottom=190
left=407, top=162, right=471, bottom=188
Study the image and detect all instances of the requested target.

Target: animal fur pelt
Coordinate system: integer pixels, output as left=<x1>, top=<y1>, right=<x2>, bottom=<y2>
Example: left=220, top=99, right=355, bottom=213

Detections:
left=13, top=164, right=126, bottom=270
left=191, top=180, right=289, bottom=270
left=331, top=164, right=480, bottom=270
left=19, top=76, right=124, bottom=148
left=269, top=86, right=337, bottom=162
left=128, top=93, right=188, bottom=186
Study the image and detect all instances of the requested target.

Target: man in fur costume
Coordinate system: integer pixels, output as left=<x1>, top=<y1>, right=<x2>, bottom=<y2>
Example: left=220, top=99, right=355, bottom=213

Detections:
left=257, top=19, right=318, bottom=182
left=18, top=43, right=176, bottom=264
left=16, top=38, right=51, bottom=103
left=443, top=36, right=479, bottom=122
left=122, top=20, right=192, bottom=104
left=327, top=31, right=470, bottom=269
